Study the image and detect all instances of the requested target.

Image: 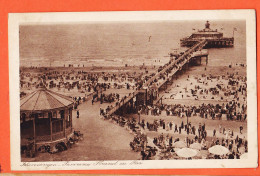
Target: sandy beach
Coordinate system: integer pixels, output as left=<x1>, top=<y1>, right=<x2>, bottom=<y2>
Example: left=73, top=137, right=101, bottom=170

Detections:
left=21, top=60, right=247, bottom=161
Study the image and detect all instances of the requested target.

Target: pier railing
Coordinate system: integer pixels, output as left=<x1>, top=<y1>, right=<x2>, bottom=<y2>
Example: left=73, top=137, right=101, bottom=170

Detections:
left=106, top=90, right=141, bottom=116
left=181, top=37, right=234, bottom=42
left=144, top=40, right=207, bottom=88
left=156, top=40, right=207, bottom=89
left=106, top=39, right=207, bottom=116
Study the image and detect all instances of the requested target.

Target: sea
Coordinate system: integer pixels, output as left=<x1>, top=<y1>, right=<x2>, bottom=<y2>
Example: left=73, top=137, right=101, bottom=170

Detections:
left=19, top=20, right=246, bottom=68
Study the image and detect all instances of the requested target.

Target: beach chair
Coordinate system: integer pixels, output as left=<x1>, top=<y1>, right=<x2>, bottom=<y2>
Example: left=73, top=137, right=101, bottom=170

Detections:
left=24, top=139, right=36, bottom=158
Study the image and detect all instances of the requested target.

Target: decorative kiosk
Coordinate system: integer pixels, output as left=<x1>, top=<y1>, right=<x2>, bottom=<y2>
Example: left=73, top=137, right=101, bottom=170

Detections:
left=20, top=88, right=81, bottom=157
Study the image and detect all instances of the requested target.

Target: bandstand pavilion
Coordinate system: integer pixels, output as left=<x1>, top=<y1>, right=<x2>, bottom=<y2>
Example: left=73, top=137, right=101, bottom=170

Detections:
left=20, top=88, right=74, bottom=152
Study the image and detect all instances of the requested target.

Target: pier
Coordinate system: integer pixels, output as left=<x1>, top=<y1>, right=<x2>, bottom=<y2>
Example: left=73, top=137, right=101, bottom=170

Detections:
left=180, top=21, right=234, bottom=48
left=180, top=37, right=234, bottom=48
left=106, top=39, right=208, bottom=116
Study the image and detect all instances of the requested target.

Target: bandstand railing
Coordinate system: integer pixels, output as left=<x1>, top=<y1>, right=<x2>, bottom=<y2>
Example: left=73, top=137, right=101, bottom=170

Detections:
left=23, top=128, right=73, bottom=144
left=65, top=127, right=72, bottom=136
left=36, top=135, right=51, bottom=142
left=52, top=131, right=64, bottom=141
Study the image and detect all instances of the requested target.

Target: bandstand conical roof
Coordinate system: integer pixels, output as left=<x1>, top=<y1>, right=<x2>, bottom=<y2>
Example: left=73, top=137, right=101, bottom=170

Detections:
left=20, top=88, right=74, bottom=111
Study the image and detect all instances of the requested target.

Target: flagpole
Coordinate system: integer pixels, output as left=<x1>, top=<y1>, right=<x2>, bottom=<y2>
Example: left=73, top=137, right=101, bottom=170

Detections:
left=233, top=28, right=237, bottom=38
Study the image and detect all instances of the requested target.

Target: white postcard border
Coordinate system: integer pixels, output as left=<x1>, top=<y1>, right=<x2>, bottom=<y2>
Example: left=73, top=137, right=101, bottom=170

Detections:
left=9, top=10, right=257, bottom=170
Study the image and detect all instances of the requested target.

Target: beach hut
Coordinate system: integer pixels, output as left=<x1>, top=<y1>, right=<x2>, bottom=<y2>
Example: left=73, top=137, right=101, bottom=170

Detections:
left=20, top=88, right=75, bottom=156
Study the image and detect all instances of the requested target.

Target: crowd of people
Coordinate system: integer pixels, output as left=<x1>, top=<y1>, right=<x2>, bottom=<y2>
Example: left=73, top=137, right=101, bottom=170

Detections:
left=20, top=68, right=149, bottom=98
left=99, top=106, right=247, bottom=160
left=136, top=100, right=247, bottom=122
left=164, top=72, right=247, bottom=102
left=152, top=131, right=247, bottom=159
left=99, top=113, right=158, bottom=160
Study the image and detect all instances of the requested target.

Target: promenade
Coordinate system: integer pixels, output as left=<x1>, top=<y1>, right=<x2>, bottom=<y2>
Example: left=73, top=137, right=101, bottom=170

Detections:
left=23, top=100, right=140, bottom=161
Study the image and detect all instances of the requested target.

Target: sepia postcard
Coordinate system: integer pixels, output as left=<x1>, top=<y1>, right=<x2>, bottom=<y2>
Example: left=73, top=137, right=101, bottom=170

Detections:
left=8, top=10, right=257, bottom=170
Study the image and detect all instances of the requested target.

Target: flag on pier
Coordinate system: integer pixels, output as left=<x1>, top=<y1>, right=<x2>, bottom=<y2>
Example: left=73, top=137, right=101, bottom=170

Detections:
left=148, top=36, right=151, bottom=42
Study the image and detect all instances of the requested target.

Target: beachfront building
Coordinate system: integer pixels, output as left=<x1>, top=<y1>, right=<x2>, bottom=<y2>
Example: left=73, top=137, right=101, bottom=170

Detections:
left=20, top=88, right=74, bottom=157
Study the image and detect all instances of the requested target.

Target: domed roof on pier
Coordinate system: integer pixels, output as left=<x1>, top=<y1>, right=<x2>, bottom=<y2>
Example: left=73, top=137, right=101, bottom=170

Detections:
left=20, top=88, right=74, bottom=111
left=192, top=31, right=222, bottom=35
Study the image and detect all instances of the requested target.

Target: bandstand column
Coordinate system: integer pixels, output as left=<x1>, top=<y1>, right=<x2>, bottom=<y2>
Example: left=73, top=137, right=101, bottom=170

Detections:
left=50, top=111, right=53, bottom=141
left=63, top=109, right=67, bottom=137
left=33, top=116, right=36, bottom=148
left=145, top=89, right=148, bottom=105
left=70, top=107, right=72, bottom=128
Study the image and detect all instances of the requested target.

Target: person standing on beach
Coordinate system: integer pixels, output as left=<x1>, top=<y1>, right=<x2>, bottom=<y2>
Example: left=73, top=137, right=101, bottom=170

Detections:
left=163, top=121, right=165, bottom=130
left=219, top=124, right=222, bottom=133
left=169, top=122, right=172, bottom=130
left=175, top=124, right=178, bottom=133
left=77, top=110, right=79, bottom=118
left=213, top=129, right=216, bottom=137
left=240, top=125, right=243, bottom=134
left=100, top=108, right=103, bottom=116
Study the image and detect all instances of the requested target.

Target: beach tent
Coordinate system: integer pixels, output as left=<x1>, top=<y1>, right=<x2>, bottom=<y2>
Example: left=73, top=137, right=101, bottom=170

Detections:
left=176, top=148, right=198, bottom=158
left=173, top=141, right=186, bottom=148
left=189, top=143, right=202, bottom=150
left=208, top=145, right=229, bottom=155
